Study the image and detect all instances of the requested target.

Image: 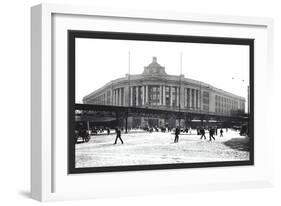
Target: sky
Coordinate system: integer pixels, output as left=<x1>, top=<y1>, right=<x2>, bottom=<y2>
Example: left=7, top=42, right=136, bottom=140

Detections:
left=75, top=38, right=250, bottom=110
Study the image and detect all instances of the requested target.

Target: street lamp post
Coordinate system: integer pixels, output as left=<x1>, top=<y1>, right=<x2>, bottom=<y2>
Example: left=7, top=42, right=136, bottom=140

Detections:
left=231, top=77, right=248, bottom=114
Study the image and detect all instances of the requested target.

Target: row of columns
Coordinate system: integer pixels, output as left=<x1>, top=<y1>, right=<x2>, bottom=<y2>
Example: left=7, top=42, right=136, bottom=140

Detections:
left=112, top=88, right=125, bottom=106
left=184, top=88, right=200, bottom=109
left=130, top=86, right=145, bottom=106
left=95, top=86, right=200, bottom=109
left=216, top=96, right=244, bottom=113
left=125, top=85, right=201, bottom=109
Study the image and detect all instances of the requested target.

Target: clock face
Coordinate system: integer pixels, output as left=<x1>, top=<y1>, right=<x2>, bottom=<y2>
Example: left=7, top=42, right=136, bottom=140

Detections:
left=153, top=68, right=157, bottom=73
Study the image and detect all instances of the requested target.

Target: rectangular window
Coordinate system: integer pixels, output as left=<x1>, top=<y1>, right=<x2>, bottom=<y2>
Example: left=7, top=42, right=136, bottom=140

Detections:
left=203, top=91, right=209, bottom=111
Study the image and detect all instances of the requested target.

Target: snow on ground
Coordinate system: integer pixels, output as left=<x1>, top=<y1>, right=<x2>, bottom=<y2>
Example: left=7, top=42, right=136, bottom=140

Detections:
left=75, top=129, right=250, bottom=168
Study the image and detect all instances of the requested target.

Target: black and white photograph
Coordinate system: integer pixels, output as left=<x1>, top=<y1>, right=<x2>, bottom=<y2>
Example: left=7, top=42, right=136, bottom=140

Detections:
left=68, top=31, right=254, bottom=173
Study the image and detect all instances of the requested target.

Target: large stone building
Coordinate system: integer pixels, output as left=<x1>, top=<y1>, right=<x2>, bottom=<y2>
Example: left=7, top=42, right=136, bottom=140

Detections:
left=83, top=57, right=245, bottom=128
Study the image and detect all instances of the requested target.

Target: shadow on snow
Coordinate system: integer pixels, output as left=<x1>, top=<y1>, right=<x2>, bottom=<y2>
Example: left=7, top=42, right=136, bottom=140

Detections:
left=223, top=136, right=250, bottom=152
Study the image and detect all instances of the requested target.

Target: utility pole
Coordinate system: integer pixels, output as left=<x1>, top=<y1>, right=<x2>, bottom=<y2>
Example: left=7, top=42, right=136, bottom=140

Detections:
left=200, top=82, right=203, bottom=126
left=128, top=51, right=131, bottom=107
left=178, top=52, right=183, bottom=128
left=125, top=51, right=131, bottom=133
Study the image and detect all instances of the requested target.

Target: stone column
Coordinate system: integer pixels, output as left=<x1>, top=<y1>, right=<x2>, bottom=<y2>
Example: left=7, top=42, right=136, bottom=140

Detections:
left=117, top=88, right=121, bottom=106
left=200, top=90, right=203, bottom=111
left=118, top=89, right=120, bottom=106
left=170, top=86, right=173, bottom=106
left=117, top=89, right=120, bottom=106
left=130, top=87, right=133, bottom=106
left=111, top=89, right=113, bottom=105
left=116, top=89, right=118, bottom=106
left=180, top=85, right=184, bottom=109
left=183, top=88, right=186, bottom=108
left=122, top=87, right=126, bottom=106
left=142, top=86, right=145, bottom=105
left=136, top=86, right=139, bottom=106
left=176, top=87, right=179, bottom=107
left=185, top=88, right=188, bottom=108
left=124, top=86, right=129, bottom=106
left=192, top=89, right=195, bottom=109
left=195, top=89, right=198, bottom=109
left=114, top=89, right=117, bottom=106
left=197, top=90, right=200, bottom=109
left=198, top=90, right=200, bottom=109
left=112, top=89, right=115, bottom=105
left=120, top=88, right=122, bottom=106
left=189, top=88, right=192, bottom=109
left=116, top=89, right=119, bottom=106
left=162, top=85, right=166, bottom=106
left=104, top=90, right=108, bottom=105
left=146, top=85, right=149, bottom=104
left=159, top=85, right=162, bottom=105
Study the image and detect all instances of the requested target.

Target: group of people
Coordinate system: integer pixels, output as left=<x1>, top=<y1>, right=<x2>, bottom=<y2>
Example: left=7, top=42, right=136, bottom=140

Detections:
left=144, top=126, right=172, bottom=133
left=113, top=127, right=182, bottom=144
left=199, top=127, right=224, bottom=141
left=91, top=127, right=113, bottom=135
left=76, top=125, right=228, bottom=145
left=114, top=126, right=227, bottom=145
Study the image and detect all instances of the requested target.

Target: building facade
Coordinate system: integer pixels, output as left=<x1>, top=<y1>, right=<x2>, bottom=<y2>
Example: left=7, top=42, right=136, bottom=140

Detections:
left=83, top=57, right=245, bottom=128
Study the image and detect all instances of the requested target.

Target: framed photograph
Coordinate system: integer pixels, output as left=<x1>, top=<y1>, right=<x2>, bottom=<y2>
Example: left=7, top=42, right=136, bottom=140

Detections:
left=31, top=3, right=274, bottom=201
left=68, top=31, right=254, bottom=174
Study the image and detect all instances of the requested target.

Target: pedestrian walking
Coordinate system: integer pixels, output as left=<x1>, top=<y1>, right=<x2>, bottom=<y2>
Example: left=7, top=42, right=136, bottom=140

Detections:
left=107, top=128, right=110, bottom=135
left=200, top=128, right=206, bottom=140
left=220, top=128, right=223, bottom=137
left=114, top=128, right=123, bottom=144
left=174, top=127, right=180, bottom=143
left=209, top=128, right=216, bottom=141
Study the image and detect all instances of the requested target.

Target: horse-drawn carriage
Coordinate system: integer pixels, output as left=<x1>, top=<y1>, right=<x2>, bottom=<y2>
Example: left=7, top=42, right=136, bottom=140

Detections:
left=75, top=129, right=90, bottom=143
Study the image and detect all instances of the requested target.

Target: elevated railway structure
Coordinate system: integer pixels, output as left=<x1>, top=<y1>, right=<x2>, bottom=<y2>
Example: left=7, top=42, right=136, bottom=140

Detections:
left=74, top=103, right=249, bottom=132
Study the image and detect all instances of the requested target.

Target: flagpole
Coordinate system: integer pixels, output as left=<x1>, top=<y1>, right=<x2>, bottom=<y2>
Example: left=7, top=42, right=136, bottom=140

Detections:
left=180, top=52, right=183, bottom=76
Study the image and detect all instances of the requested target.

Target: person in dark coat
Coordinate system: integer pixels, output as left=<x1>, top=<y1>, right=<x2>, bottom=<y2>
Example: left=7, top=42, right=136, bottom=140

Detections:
left=209, top=128, right=216, bottom=141
left=114, top=128, right=123, bottom=144
left=220, top=128, right=223, bottom=137
left=200, top=128, right=206, bottom=140
left=174, top=127, right=180, bottom=143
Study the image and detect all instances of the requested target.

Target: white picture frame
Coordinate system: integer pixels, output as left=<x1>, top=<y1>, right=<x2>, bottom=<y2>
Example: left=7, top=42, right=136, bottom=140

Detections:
left=31, top=3, right=274, bottom=202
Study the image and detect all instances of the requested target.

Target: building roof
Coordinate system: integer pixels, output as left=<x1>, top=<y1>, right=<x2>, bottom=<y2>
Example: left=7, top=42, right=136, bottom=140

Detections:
left=142, top=57, right=167, bottom=75
left=83, top=57, right=246, bottom=102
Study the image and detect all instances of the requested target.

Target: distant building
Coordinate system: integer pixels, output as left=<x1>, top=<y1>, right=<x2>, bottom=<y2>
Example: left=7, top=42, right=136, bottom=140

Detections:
left=83, top=57, right=245, bottom=128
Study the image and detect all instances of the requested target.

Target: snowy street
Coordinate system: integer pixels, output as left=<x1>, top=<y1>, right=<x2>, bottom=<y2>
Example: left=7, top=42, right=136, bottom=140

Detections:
left=75, top=129, right=250, bottom=168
